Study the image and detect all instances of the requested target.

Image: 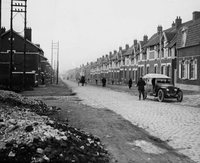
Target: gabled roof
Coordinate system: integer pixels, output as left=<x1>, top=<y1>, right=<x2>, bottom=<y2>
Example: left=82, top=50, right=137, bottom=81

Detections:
left=164, top=32, right=177, bottom=42
left=166, top=34, right=177, bottom=48
left=123, top=45, right=133, bottom=56
left=1, top=29, right=44, bottom=53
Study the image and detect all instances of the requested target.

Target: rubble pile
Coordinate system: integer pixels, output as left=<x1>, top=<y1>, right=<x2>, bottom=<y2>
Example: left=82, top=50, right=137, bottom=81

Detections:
left=0, top=90, right=110, bottom=163
left=0, top=90, right=59, bottom=115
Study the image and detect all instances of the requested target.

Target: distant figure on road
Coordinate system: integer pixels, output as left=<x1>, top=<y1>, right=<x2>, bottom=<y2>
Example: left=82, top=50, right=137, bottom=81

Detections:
left=95, top=79, right=98, bottom=85
left=77, top=78, right=80, bottom=86
left=102, top=77, right=106, bottom=87
left=112, top=79, right=114, bottom=85
left=80, top=76, right=85, bottom=86
left=128, top=78, right=132, bottom=89
left=137, top=77, right=146, bottom=100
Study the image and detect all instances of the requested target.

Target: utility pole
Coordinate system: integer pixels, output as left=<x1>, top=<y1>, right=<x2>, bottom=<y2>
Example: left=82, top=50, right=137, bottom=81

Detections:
left=0, top=0, right=2, bottom=52
left=9, top=0, right=14, bottom=89
left=10, top=0, right=27, bottom=89
left=56, top=41, right=59, bottom=85
left=51, top=41, right=59, bottom=84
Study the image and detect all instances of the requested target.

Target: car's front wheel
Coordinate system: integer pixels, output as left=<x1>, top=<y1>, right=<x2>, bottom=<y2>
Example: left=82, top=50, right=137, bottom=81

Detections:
left=177, top=90, right=183, bottom=102
left=158, top=89, right=164, bottom=102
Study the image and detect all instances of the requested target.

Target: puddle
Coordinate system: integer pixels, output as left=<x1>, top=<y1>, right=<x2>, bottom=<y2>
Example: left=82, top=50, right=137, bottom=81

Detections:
left=127, top=140, right=167, bottom=154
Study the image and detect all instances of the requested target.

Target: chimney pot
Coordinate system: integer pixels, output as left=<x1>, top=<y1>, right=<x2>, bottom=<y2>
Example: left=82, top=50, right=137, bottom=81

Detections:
left=193, top=11, right=200, bottom=21
left=26, top=27, right=32, bottom=41
left=133, top=40, right=137, bottom=45
left=157, top=25, right=162, bottom=34
left=125, top=44, right=129, bottom=50
left=143, top=35, right=148, bottom=42
left=175, top=16, right=182, bottom=29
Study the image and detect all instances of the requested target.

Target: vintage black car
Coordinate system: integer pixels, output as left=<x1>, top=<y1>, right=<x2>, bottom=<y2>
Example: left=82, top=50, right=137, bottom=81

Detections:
left=143, top=73, right=183, bottom=102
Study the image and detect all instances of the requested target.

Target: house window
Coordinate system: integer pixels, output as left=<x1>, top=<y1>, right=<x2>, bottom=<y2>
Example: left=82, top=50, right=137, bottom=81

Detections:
left=161, top=65, right=166, bottom=75
left=133, top=71, right=135, bottom=81
left=179, top=60, right=192, bottom=79
left=146, top=66, right=150, bottom=74
left=189, top=59, right=197, bottom=79
left=141, top=66, right=143, bottom=76
left=166, top=65, right=170, bottom=77
left=154, top=65, right=157, bottom=73
left=149, top=46, right=154, bottom=59
left=142, top=54, right=146, bottom=60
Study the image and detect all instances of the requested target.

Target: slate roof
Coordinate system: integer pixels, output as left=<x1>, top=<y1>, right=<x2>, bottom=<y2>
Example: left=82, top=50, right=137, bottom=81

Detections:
left=166, top=34, right=177, bottom=48
left=123, top=45, right=134, bottom=56
left=164, top=32, right=177, bottom=42
left=177, top=18, right=200, bottom=48
left=144, top=20, right=193, bottom=47
left=2, top=29, right=44, bottom=53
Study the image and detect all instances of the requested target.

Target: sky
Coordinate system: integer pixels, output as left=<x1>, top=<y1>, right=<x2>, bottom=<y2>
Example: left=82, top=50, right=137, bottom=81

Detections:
left=2, top=0, right=200, bottom=73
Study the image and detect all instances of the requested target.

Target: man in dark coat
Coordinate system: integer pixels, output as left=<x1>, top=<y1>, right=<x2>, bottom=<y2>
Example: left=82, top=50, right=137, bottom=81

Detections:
left=128, top=78, right=132, bottom=89
left=137, top=77, right=146, bottom=100
left=102, top=77, right=106, bottom=87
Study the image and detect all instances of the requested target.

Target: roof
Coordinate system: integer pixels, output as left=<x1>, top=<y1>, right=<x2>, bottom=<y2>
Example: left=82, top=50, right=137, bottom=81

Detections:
left=166, top=34, right=177, bottom=48
left=143, top=73, right=170, bottom=79
left=123, top=45, right=133, bottom=56
left=164, top=32, right=177, bottom=42
left=144, top=20, right=193, bottom=47
left=177, top=18, right=200, bottom=48
left=1, top=29, right=44, bottom=53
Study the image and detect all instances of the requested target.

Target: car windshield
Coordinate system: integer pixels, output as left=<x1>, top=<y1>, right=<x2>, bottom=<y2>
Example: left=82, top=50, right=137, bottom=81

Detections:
left=156, top=78, right=171, bottom=83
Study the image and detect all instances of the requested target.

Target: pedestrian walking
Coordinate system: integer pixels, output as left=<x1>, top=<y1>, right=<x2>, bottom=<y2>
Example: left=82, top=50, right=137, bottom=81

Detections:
left=137, top=76, right=146, bottom=100
left=102, top=77, right=106, bottom=87
left=128, top=78, right=132, bottom=89
left=95, top=79, right=98, bottom=85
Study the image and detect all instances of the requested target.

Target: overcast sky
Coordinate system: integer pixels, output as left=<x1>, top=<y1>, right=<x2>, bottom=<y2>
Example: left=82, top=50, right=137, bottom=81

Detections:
left=2, top=0, right=200, bottom=73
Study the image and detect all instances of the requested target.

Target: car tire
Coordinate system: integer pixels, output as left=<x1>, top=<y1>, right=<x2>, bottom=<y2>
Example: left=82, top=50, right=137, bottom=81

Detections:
left=158, top=89, right=164, bottom=102
left=177, top=90, right=183, bottom=102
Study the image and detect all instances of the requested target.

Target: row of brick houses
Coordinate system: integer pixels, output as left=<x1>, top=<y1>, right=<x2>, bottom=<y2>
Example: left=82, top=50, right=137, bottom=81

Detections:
left=78, top=11, right=200, bottom=91
left=0, top=27, right=52, bottom=88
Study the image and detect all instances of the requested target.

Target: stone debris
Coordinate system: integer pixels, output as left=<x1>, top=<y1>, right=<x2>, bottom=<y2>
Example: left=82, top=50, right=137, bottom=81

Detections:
left=0, top=90, right=110, bottom=163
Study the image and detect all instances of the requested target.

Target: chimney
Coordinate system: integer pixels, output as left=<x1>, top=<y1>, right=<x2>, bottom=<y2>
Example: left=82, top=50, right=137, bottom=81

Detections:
left=125, top=44, right=129, bottom=50
left=171, top=21, right=175, bottom=27
left=157, top=25, right=162, bottom=34
left=109, top=52, right=112, bottom=58
left=26, top=27, right=32, bottom=42
left=175, top=16, right=182, bottom=29
left=1, top=27, right=5, bottom=35
left=133, top=39, right=137, bottom=45
left=193, top=11, right=200, bottom=21
left=143, top=35, right=148, bottom=42
left=119, top=46, right=122, bottom=51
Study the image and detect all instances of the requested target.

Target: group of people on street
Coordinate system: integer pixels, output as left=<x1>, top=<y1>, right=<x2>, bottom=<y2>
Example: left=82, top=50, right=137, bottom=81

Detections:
left=78, top=75, right=146, bottom=100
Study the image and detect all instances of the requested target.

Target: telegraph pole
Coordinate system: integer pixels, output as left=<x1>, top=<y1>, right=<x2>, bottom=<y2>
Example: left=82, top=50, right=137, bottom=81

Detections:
left=10, top=0, right=27, bottom=89
left=51, top=41, right=59, bottom=84
left=9, top=0, right=14, bottom=89
left=56, top=41, right=59, bottom=85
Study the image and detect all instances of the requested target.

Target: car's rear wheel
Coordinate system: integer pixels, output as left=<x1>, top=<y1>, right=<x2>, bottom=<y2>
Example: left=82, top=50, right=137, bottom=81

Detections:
left=177, top=90, right=183, bottom=102
left=158, top=89, right=164, bottom=102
